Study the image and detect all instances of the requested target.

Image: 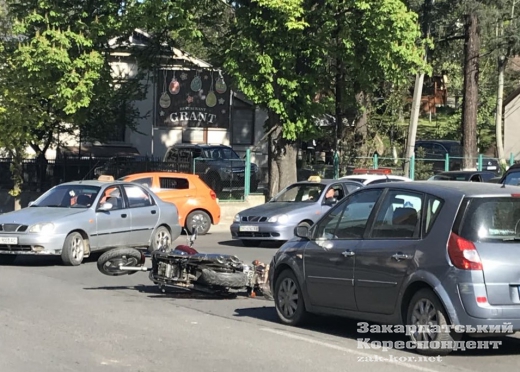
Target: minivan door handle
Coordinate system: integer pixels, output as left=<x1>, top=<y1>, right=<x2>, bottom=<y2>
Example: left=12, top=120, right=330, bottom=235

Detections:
left=392, top=252, right=412, bottom=261
left=342, top=250, right=355, bottom=257
left=151, top=210, right=157, bottom=214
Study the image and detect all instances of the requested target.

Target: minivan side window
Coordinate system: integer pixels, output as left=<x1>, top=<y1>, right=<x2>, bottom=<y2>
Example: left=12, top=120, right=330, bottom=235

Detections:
left=369, top=190, right=423, bottom=239
left=314, top=189, right=383, bottom=240
left=423, top=195, right=443, bottom=236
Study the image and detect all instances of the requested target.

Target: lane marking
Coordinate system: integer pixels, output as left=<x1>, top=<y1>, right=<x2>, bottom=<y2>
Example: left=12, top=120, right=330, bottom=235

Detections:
left=259, top=327, right=444, bottom=372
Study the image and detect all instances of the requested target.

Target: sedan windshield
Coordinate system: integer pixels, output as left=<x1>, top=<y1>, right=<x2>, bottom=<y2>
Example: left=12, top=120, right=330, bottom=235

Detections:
left=32, top=184, right=101, bottom=208
left=272, top=183, right=325, bottom=202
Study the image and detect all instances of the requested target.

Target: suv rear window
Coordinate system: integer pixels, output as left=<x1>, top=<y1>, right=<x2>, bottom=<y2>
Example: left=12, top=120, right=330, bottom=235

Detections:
left=459, top=197, right=520, bottom=242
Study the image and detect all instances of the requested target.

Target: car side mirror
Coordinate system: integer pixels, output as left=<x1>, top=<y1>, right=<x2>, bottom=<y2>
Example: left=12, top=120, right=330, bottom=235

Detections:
left=294, top=225, right=310, bottom=239
left=324, top=197, right=337, bottom=206
left=98, top=202, right=113, bottom=211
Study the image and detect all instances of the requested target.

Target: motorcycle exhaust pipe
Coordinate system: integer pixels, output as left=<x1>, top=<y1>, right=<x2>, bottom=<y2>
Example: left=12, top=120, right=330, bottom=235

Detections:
left=118, top=265, right=150, bottom=272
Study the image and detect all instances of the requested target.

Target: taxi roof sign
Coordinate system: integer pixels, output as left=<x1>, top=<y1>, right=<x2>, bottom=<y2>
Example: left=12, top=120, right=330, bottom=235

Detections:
left=352, top=168, right=392, bottom=175
left=98, top=175, right=114, bottom=181
left=308, top=175, right=321, bottom=182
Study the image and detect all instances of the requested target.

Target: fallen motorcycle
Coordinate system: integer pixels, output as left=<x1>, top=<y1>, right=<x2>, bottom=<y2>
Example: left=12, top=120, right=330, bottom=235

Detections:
left=96, top=228, right=272, bottom=299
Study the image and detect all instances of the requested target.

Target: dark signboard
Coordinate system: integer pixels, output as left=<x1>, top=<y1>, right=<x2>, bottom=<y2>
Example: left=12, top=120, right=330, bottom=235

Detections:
left=155, top=69, right=231, bottom=129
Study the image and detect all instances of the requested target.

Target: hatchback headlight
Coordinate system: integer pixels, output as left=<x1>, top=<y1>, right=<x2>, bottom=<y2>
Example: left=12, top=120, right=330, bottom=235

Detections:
left=268, top=214, right=289, bottom=224
left=28, top=222, right=55, bottom=233
left=234, top=214, right=241, bottom=222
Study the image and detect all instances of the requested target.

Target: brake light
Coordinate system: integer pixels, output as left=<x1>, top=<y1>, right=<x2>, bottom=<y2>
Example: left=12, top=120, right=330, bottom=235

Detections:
left=210, top=190, right=217, bottom=200
left=511, top=194, right=520, bottom=198
left=447, top=232, right=483, bottom=270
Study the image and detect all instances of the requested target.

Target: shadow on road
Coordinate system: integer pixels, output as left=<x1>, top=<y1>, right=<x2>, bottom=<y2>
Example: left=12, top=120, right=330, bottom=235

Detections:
left=0, top=252, right=103, bottom=267
left=83, top=283, right=251, bottom=300
left=218, top=240, right=283, bottom=249
left=232, top=306, right=520, bottom=357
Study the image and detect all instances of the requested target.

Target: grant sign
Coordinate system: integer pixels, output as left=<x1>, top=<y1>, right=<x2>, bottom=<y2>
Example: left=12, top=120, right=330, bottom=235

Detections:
left=155, top=68, right=230, bottom=129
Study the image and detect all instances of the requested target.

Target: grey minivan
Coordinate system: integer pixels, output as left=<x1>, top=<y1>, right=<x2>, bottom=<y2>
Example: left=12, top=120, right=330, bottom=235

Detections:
left=269, top=181, right=520, bottom=355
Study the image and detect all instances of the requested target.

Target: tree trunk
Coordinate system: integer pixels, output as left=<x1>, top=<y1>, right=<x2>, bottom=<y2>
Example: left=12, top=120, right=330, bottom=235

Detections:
left=9, top=150, right=24, bottom=211
left=461, top=12, right=480, bottom=170
left=495, top=55, right=506, bottom=167
left=267, top=112, right=298, bottom=199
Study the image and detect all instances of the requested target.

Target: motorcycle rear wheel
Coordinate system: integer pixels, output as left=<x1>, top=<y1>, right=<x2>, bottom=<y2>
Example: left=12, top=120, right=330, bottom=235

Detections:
left=97, top=248, right=144, bottom=276
left=197, top=268, right=248, bottom=288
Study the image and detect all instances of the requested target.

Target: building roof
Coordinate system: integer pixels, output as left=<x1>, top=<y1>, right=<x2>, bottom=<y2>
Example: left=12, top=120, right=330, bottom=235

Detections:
left=108, top=28, right=212, bottom=69
left=504, top=86, right=520, bottom=108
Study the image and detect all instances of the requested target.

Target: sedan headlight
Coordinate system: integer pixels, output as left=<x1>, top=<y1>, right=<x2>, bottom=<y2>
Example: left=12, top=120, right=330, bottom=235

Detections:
left=234, top=213, right=241, bottom=222
left=268, top=214, right=289, bottom=224
left=28, top=222, right=55, bottom=233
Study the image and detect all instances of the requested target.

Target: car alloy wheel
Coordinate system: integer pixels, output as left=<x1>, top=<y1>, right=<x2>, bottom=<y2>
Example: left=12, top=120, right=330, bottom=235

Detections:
left=274, top=269, right=308, bottom=326
left=61, top=232, right=85, bottom=266
left=150, top=226, right=171, bottom=252
left=409, top=298, right=439, bottom=342
left=278, top=277, right=299, bottom=318
left=70, top=235, right=85, bottom=262
left=187, top=210, right=211, bottom=235
left=406, top=288, right=458, bottom=356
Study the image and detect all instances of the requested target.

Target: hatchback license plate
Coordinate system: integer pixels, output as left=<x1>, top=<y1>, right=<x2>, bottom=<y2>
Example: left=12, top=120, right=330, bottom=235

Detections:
left=0, top=237, right=18, bottom=244
left=239, top=225, right=259, bottom=232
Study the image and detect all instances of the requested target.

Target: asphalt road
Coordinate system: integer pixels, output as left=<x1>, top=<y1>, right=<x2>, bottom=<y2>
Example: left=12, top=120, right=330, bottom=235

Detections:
left=1, top=231, right=520, bottom=372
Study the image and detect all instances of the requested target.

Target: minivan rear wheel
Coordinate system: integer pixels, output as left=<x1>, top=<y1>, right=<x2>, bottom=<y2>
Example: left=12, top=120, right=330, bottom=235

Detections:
left=406, top=288, right=460, bottom=356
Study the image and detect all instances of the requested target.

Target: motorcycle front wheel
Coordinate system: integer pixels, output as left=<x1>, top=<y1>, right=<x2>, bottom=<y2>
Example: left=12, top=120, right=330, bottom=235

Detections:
left=97, top=248, right=144, bottom=276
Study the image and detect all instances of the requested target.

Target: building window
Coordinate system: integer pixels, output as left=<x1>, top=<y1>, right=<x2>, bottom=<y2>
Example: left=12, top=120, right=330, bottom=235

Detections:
left=231, top=98, right=254, bottom=145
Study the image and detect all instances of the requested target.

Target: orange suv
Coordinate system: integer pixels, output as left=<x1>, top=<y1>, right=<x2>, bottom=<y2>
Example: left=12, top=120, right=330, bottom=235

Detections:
left=120, top=172, right=221, bottom=235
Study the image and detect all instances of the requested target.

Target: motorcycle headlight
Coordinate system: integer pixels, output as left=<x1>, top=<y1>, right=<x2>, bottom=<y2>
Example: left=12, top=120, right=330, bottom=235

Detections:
left=268, top=214, right=289, bottom=224
left=28, top=222, right=55, bottom=234
left=234, top=213, right=241, bottom=222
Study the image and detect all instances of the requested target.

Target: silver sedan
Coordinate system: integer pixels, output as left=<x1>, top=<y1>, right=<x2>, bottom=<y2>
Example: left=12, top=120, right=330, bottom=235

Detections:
left=0, top=179, right=182, bottom=266
left=230, top=178, right=364, bottom=246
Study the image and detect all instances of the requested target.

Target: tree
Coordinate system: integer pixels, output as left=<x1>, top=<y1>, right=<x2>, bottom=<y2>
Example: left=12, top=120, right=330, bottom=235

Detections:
left=222, top=0, right=427, bottom=195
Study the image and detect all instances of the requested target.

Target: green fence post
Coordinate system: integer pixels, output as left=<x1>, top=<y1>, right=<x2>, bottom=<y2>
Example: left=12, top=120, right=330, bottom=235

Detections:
left=444, top=153, right=449, bottom=172
left=244, top=149, right=251, bottom=199
left=409, top=155, right=415, bottom=180
left=373, top=154, right=378, bottom=169
left=510, top=153, right=514, bottom=167
left=478, top=154, right=483, bottom=171
left=333, top=151, right=339, bottom=179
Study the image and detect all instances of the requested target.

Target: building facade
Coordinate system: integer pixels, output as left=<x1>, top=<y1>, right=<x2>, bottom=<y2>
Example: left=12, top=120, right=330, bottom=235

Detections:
left=504, top=86, right=520, bottom=160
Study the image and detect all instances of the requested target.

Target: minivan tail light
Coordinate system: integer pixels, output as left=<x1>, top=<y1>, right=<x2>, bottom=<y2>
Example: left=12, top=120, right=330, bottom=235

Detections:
left=210, top=190, right=217, bottom=200
left=447, top=232, right=483, bottom=270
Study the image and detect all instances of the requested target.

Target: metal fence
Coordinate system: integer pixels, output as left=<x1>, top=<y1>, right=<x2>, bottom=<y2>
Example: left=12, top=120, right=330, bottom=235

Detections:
left=0, top=149, right=259, bottom=201
left=300, top=152, right=518, bottom=181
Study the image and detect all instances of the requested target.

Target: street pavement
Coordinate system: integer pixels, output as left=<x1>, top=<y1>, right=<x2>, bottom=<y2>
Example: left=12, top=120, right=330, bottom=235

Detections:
left=1, top=231, right=520, bottom=372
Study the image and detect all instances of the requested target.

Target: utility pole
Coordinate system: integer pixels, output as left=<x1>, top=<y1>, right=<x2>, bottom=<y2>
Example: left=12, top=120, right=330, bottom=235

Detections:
left=495, top=27, right=506, bottom=166
left=461, top=12, right=480, bottom=170
left=404, top=0, right=433, bottom=176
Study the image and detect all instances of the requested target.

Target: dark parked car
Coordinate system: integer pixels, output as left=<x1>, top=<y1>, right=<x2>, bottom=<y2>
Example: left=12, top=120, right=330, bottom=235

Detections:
left=163, top=144, right=261, bottom=193
left=269, top=181, right=520, bottom=356
left=415, top=140, right=500, bottom=175
left=499, top=163, right=520, bottom=186
left=427, top=170, right=496, bottom=182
